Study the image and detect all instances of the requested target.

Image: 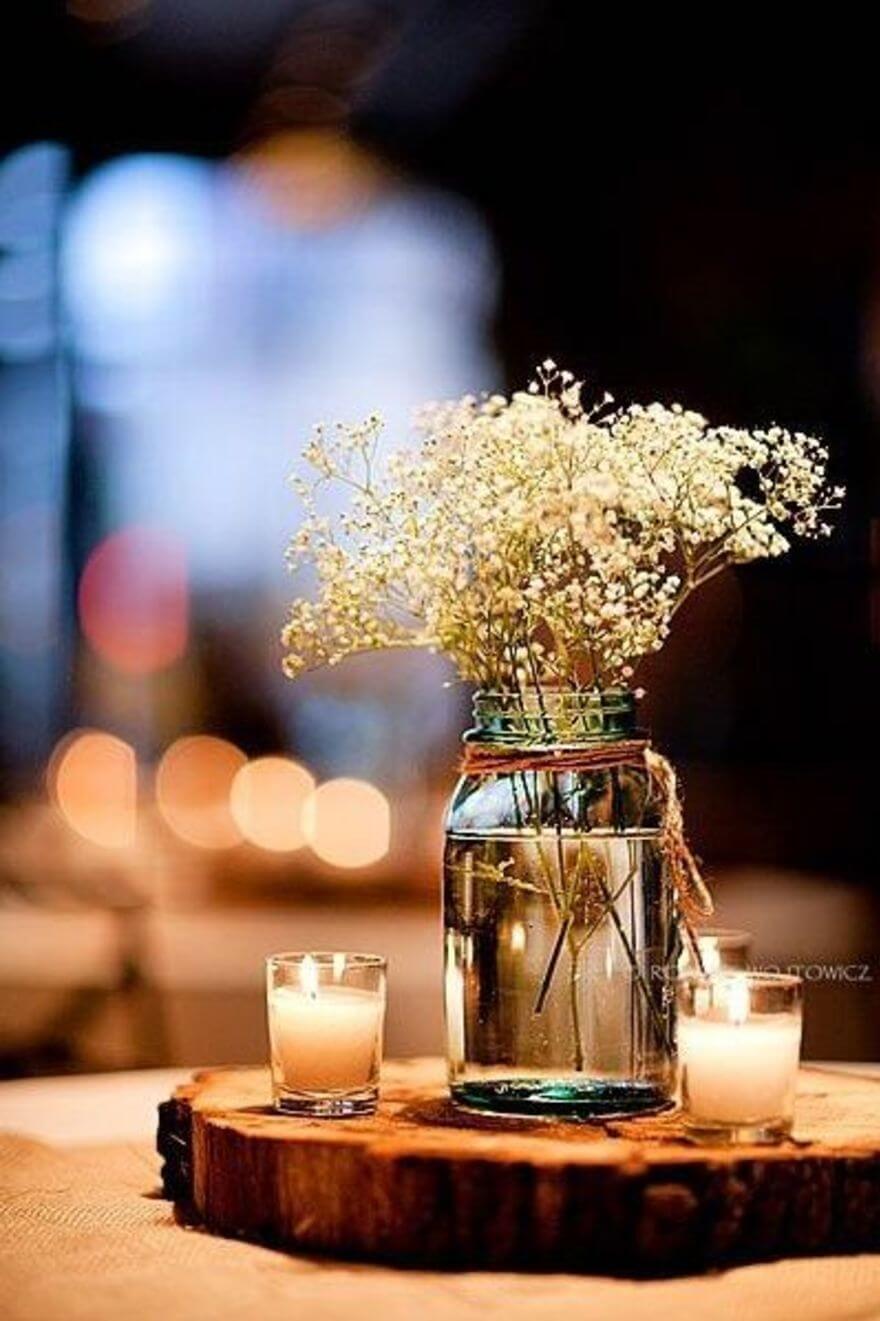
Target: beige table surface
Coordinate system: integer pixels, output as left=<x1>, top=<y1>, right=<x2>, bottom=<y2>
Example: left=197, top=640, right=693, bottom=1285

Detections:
left=1, top=1066, right=879, bottom=1321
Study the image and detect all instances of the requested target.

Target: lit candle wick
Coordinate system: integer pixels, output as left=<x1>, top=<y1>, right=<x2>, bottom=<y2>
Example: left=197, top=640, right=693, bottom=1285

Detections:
left=300, top=953, right=319, bottom=1001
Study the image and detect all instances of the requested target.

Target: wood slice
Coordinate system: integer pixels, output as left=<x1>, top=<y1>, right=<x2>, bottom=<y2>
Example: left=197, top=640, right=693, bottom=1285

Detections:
left=157, top=1059, right=880, bottom=1276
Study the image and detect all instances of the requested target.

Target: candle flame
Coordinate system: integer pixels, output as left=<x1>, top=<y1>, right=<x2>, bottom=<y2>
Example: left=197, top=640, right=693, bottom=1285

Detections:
left=300, top=954, right=319, bottom=999
left=726, top=974, right=750, bottom=1025
left=510, top=922, right=526, bottom=954
left=332, top=952, right=346, bottom=982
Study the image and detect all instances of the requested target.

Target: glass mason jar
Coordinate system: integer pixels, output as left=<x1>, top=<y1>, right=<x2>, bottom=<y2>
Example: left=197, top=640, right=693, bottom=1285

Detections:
left=443, top=689, right=677, bottom=1118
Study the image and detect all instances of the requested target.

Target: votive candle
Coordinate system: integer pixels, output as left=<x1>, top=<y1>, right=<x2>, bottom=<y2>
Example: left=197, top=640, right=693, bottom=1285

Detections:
left=678, top=927, right=753, bottom=974
left=267, top=952, right=386, bottom=1117
left=677, top=972, right=802, bottom=1143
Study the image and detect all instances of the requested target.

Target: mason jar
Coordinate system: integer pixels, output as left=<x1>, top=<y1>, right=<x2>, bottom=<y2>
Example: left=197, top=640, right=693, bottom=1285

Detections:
left=443, top=689, right=677, bottom=1118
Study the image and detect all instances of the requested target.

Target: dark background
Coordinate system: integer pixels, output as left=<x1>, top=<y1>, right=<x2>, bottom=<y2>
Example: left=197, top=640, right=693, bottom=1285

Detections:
left=1, top=3, right=877, bottom=1071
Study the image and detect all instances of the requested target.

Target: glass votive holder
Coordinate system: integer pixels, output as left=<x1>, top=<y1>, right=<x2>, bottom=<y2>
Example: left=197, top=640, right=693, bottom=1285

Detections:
left=266, top=952, right=386, bottom=1117
left=677, top=971, right=803, bottom=1144
left=678, top=926, right=753, bottom=974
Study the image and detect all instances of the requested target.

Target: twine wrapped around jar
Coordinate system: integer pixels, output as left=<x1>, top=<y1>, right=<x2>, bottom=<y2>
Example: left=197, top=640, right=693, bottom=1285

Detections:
left=460, top=737, right=713, bottom=930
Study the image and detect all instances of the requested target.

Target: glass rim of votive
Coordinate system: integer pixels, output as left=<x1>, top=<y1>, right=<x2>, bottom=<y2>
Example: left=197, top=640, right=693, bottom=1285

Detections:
left=693, top=926, right=753, bottom=944
left=266, top=950, right=386, bottom=970
left=677, top=970, right=802, bottom=993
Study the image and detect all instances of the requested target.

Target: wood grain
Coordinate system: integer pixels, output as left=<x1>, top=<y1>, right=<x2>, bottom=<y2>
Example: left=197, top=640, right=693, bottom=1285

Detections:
left=157, top=1060, right=880, bottom=1275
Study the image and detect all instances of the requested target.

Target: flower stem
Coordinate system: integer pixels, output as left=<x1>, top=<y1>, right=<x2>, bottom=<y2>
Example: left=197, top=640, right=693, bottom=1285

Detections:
left=534, top=911, right=571, bottom=1015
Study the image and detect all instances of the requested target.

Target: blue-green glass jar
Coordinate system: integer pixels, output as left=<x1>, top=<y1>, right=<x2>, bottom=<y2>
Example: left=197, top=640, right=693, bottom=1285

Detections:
left=443, top=689, right=677, bottom=1118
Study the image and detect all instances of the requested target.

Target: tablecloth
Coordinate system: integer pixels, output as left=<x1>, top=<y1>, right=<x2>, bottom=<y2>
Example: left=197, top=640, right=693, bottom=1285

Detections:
left=2, top=1133, right=880, bottom=1321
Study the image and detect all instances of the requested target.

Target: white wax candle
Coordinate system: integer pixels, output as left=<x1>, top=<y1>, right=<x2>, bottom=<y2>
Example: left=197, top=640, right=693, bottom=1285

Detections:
left=679, top=1013, right=801, bottom=1124
left=269, top=982, right=384, bottom=1093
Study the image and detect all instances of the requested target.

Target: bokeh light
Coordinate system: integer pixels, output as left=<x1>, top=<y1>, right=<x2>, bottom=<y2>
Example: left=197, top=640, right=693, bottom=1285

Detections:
left=78, top=525, right=188, bottom=675
left=48, top=729, right=137, bottom=848
left=229, top=757, right=315, bottom=852
left=63, top=155, right=213, bottom=360
left=156, top=735, right=246, bottom=849
left=302, top=777, right=390, bottom=869
left=238, top=130, right=385, bottom=229
left=67, top=0, right=150, bottom=26
left=510, top=921, right=526, bottom=954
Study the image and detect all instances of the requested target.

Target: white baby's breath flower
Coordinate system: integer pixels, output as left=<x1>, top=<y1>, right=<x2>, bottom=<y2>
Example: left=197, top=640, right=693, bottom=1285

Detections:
left=281, top=368, right=842, bottom=690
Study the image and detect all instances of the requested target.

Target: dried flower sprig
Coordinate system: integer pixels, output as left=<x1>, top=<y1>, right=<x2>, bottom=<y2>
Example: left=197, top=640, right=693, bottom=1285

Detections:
left=282, top=362, right=842, bottom=691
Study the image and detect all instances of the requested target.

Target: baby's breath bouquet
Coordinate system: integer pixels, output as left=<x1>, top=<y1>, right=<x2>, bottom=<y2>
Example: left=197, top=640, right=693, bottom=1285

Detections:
left=283, top=360, right=841, bottom=695
left=282, top=362, right=842, bottom=1118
